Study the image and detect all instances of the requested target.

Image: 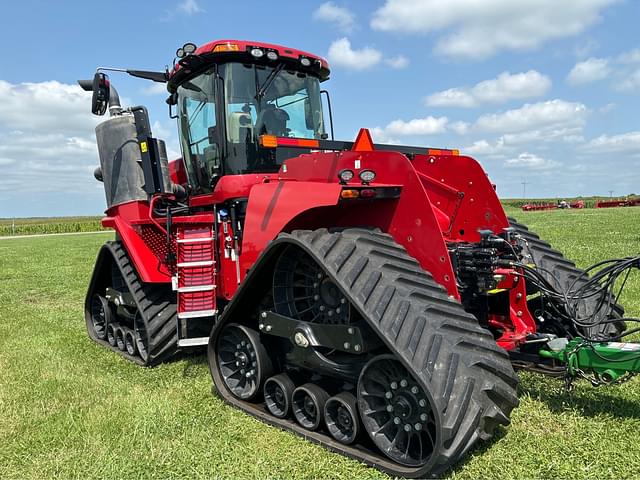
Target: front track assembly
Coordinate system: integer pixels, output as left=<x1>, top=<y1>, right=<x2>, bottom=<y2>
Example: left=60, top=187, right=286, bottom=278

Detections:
left=208, top=229, right=519, bottom=478
left=84, top=241, right=178, bottom=366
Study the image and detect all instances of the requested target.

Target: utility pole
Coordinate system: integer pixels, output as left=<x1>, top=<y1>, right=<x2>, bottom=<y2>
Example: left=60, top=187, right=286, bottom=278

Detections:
left=609, top=190, right=614, bottom=198
left=521, top=178, right=529, bottom=199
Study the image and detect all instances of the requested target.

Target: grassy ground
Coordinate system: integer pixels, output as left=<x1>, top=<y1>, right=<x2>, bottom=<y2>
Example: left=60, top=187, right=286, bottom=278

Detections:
left=0, top=207, right=639, bottom=479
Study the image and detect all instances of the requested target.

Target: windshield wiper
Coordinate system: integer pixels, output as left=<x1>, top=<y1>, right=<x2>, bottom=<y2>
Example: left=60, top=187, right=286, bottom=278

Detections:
left=255, top=64, right=284, bottom=102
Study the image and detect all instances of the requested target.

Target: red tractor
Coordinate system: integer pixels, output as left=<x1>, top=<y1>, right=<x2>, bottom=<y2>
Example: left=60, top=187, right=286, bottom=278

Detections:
left=80, top=40, right=637, bottom=478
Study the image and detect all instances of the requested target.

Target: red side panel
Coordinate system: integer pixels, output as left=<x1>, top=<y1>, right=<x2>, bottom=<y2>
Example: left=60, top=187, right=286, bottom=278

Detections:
left=413, top=154, right=509, bottom=242
left=239, top=181, right=342, bottom=274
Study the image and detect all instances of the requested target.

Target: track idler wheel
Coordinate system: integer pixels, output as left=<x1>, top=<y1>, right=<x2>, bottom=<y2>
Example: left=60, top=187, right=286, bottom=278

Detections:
left=217, top=324, right=273, bottom=400
left=358, top=355, right=437, bottom=467
left=264, top=374, right=296, bottom=418
left=324, top=392, right=360, bottom=445
left=106, top=323, right=118, bottom=347
left=124, top=328, right=137, bottom=356
left=292, top=383, right=330, bottom=430
left=89, top=294, right=111, bottom=340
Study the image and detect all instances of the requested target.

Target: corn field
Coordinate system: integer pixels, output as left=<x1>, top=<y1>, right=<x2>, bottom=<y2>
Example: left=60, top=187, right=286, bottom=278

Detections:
left=0, top=217, right=105, bottom=236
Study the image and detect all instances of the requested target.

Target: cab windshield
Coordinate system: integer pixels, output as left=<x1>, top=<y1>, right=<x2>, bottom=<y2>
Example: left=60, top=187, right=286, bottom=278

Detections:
left=177, top=62, right=326, bottom=191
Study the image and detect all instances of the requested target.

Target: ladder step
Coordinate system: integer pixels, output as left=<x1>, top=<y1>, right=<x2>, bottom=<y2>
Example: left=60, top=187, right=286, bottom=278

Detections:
left=178, top=284, right=215, bottom=293
left=177, top=309, right=217, bottom=319
left=177, top=237, right=214, bottom=244
left=178, top=337, right=210, bottom=347
left=178, top=260, right=215, bottom=268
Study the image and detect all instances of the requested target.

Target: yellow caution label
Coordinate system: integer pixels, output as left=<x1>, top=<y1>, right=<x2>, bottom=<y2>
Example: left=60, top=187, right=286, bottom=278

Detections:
left=487, top=288, right=507, bottom=295
left=140, top=141, right=148, bottom=153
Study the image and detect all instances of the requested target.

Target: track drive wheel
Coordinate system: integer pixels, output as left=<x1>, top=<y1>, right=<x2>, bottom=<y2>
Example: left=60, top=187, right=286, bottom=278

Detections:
left=217, top=324, right=273, bottom=400
left=358, top=355, right=436, bottom=467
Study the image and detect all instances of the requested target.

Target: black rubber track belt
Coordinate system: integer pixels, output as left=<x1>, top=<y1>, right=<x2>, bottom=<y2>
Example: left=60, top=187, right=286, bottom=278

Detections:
left=508, top=217, right=625, bottom=339
left=84, top=241, right=178, bottom=366
left=208, top=229, right=519, bottom=478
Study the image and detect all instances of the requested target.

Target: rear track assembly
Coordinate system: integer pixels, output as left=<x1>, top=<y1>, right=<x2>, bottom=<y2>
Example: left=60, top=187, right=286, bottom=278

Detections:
left=208, top=229, right=519, bottom=478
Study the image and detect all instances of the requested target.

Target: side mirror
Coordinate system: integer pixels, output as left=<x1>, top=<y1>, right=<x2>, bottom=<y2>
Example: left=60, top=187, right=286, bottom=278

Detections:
left=92, top=72, right=110, bottom=116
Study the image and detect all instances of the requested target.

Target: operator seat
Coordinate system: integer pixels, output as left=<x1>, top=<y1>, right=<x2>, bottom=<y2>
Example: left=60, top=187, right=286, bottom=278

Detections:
left=255, top=104, right=289, bottom=137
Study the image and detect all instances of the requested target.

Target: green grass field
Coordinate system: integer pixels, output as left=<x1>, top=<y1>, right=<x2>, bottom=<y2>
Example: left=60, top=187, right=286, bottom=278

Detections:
left=1, top=207, right=639, bottom=479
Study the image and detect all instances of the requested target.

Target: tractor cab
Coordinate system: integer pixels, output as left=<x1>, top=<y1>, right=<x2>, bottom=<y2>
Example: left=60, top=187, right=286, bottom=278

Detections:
left=167, top=40, right=331, bottom=193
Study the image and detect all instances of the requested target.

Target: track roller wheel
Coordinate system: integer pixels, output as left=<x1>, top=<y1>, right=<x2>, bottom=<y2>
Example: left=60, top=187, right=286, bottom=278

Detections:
left=124, top=328, right=137, bottom=356
left=89, top=294, right=111, bottom=340
left=217, top=324, right=272, bottom=400
left=133, top=313, right=149, bottom=363
left=115, top=326, right=126, bottom=351
left=358, top=355, right=437, bottom=467
left=106, top=323, right=118, bottom=347
left=264, top=374, right=296, bottom=418
left=292, top=383, right=330, bottom=430
left=324, top=392, right=360, bottom=445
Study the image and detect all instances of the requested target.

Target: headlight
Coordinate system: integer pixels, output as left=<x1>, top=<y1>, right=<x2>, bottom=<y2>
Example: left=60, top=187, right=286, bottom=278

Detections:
left=359, top=169, right=376, bottom=184
left=250, top=48, right=264, bottom=58
left=266, top=51, right=278, bottom=61
left=300, top=57, right=312, bottom=67
left=338, top=169, right=354, bottom=183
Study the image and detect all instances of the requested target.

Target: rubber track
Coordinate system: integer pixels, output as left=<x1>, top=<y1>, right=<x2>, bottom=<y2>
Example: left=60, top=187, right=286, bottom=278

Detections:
left=85, top=241, right=178, bottom=366
left=209, top=229, right=519, bottom=478
left=508, top=217, right=625, bottom=339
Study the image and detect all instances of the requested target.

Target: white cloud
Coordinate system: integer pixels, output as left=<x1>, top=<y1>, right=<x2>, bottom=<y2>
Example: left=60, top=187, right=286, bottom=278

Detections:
left=426, top=70, right=551, bottom=108
left=474, top=99, right=587, bottom=134
left=504, top=152, right=559, bottom=169
left=371, top=116, right=448, bottom=142
left=463, top=139, right=507, bottom=156
left=370, top=0, right=617, bottom=60
left=449, top=121, right=470, bottom=135
left=617, top=48, right=640, bottom=64
left=0, top=82, right=99, bottom=212
left=178, top=0, right=203, bottom=15
left=567, top=57, right=611, bottom=85
left=385, top=55, right=409, bottom=69
left=313, top=2, right=355, bottom=32
left=327, top=38, right=382, bottom=71
left=0, top=80, right=99, bottom=135
left=582, top=131, right=640, bottom=154
left=384, top=116, right=449, bottom=136
left=143, top=82, right=169, bottom=96
left=427, top=89, right=476, bottom=108
left=615, top=68, right=640, bottom=92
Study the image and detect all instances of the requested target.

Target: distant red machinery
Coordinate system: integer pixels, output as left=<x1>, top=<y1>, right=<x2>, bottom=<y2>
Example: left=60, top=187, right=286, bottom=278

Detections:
left=595, top=198, right=640, bottom=208
left=521, top=200, right=584, bottom=211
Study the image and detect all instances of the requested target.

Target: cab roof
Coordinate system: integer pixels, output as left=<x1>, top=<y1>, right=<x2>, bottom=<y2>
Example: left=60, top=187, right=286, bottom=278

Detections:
left=168, top=39, right=330, bottom=91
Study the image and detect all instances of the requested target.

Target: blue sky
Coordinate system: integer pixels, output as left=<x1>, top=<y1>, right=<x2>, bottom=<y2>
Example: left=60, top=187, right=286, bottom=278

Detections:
left=1, top=0, right=639, bottom=217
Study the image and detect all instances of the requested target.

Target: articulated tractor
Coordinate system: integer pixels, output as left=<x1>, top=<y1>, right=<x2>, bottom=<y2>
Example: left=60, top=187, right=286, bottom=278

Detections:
left=79, top=40, right=640, bottom=478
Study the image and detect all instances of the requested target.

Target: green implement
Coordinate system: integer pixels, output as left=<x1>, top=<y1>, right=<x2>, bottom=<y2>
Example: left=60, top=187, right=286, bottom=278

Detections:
left=540, top=338, right=640, bottom=383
